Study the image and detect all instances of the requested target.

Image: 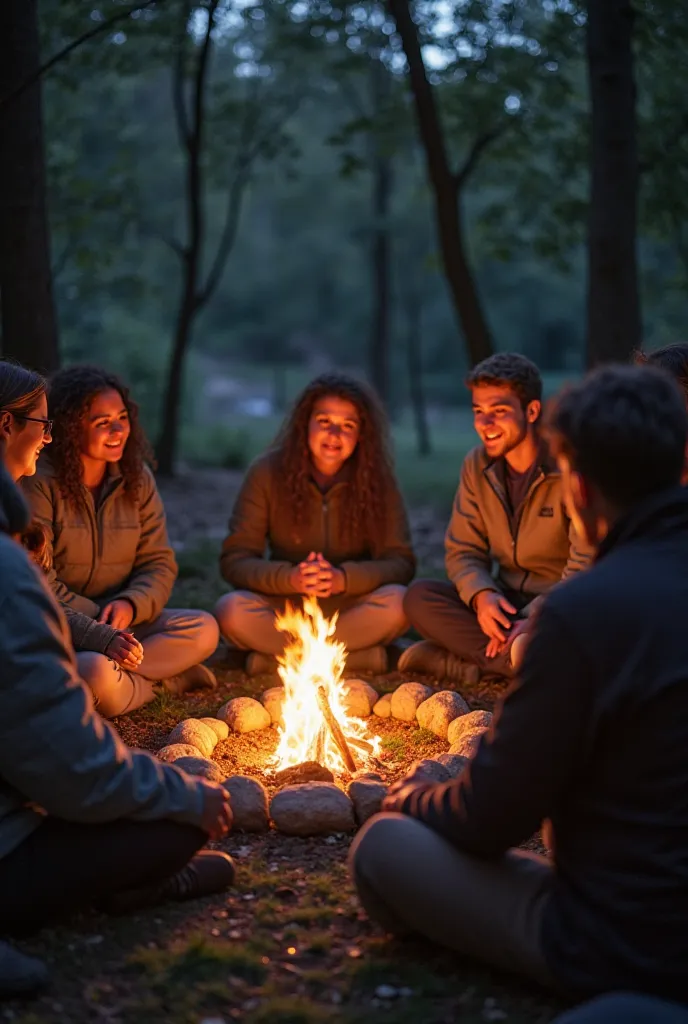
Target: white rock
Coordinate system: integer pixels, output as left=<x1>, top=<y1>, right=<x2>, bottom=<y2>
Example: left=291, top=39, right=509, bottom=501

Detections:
left=200, top=718, right=230, bottom=742
left=448, top=730, right=485, bottom=759
left=173, top=756, right=225, bottom=782
left=390, top=682, right=433, bottom=723
left=224, top=775, right=270, bottom=833
left=341, top=679, right=378, bottom=718
left=270, top=782, right=355, bottom=836
left=218, top=697, right=271, bottom=733
left=436, top=752, right=470, bottom=777
left=416, top=690, right=470, bottom=739
left=261, top=686, right=285, bottom=728
left=408, top=758, right=450, bottom=783
left=446, top=709, right=493, bottom=747
left=157, top=743, right=203, bottom=763
left=348, top=779, right=387, bottom=825
left=166, top=719, right=218, bottom=758
left=372, top=692, right=393, bottom=718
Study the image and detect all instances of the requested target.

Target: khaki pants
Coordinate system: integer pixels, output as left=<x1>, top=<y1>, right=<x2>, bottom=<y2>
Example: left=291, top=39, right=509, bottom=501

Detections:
left=214, top=585, right=408, bottom=655
left=77, top=608, right=219, bottom=718
left=349, top=813, right=559, bottom=991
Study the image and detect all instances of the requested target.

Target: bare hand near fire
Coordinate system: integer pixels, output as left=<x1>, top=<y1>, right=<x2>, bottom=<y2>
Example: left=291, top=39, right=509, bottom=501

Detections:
left=106, top=631, right=144, bottom=670
left=290, top=553, right=345, bottom=598
left=98, top=599, right=135, bottom=630
left=474, top=590, right=516, bottom=644
left=198, top=782, right=233, bottom=839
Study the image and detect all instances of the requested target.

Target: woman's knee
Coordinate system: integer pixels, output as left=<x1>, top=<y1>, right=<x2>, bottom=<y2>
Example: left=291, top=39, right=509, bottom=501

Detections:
left=189, top=609, right=220, bottom=660
left=213, top=591, right=254, bottom=645
left=374, top=584, right=409, bottom=638
left=76, top=652, right=126, bottom=718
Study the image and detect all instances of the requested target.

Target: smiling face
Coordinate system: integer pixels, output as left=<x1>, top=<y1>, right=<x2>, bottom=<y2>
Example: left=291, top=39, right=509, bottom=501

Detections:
left=307, top=395, right=361, bottom=477
left=471, top=383, right=540, bottom=460
left=0, top=393, right=52, bottom=481
left=81, top=388, right=131, bottom=468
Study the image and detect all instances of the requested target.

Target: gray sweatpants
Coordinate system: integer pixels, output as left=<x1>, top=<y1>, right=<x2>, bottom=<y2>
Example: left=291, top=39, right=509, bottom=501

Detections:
left=77, top=607, right=219, bottom=718
left=214, top=585, right=409, bottom=655
left=350, top=812, right=558, bottom=991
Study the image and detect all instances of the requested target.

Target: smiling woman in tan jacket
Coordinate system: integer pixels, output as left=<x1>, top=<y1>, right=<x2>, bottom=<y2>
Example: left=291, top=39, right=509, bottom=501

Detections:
left=23, top=366, right=220, bottom=718
left=215, top=373, right=416, bottom=676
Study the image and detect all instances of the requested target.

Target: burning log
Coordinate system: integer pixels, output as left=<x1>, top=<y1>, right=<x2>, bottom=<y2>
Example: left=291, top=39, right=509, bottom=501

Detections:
left=316, top=683, right=357, bottom=773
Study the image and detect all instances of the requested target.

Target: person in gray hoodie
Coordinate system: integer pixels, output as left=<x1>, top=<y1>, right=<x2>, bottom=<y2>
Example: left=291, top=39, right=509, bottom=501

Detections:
left=0, top=365, right=235, bottom=991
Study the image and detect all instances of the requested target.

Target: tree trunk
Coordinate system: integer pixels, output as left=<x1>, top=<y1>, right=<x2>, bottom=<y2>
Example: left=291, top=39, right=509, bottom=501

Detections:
left=405, top=288, right=431, bottom=456
left=0, top=0, right=59, bottom=372
left=369, top=60, right=393, bottom=406
left=156, top=280, right=196, bottom=476
left=585, top=0, right=640, bottom=366
left=386, top=0, right=493, bottom=367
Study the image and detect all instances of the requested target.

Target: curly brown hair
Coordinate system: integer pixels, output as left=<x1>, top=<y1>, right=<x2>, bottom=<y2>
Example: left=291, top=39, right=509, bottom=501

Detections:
left=272, top=373, right=396, bottom=551
left=45, top=365, right=154, bottom=511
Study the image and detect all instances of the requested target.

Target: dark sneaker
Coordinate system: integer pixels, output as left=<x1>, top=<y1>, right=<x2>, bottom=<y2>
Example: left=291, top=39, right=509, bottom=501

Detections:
left=103, top=851, right=235, bottom=916
left=163, top=663, right=218, bottom=695
left=245, top=652, right=279, bottom=677
left=345, top=646, right=388, bottom=675
left=397, top=640, right=480, bottom=684
left=0, top=941, right=49, bottom=997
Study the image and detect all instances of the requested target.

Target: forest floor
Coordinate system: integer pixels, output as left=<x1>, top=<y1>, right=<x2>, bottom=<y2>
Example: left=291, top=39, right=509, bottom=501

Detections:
left=5, top=469, right=565, bottom=1024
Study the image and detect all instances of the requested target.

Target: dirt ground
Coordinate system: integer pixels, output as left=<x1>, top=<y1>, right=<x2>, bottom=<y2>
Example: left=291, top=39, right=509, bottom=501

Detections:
left=4, top=470, right=563, bottom=1024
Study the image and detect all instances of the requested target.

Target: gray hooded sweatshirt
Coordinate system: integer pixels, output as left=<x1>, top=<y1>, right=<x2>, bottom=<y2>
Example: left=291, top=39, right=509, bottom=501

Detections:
left=0, top=465, right=206, bottom=860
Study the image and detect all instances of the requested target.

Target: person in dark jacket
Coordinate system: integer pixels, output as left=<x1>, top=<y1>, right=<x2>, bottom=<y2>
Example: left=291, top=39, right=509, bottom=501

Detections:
left=635, top=342, right=688, bottom=482
left=215, top=373, right=416, bottom=676
left=350, top=364, right=688, bottom=1004
left=23, top=366, right=220, bottom=718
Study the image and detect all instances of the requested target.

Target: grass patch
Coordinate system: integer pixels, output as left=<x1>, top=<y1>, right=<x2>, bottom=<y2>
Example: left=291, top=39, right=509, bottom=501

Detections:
left=380, top=734, right=406, bottom=757
left=410, top=727, right=438, bottom=747
left=129, top=933, right=269, bottom=987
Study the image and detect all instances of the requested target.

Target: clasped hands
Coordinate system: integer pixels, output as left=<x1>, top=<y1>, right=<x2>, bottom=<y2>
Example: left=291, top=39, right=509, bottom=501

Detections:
left=96, top=598, right=144, bottom=671
left=289, top=551, right=345, bottom=599
left=473, top=590, right=527, bottom=660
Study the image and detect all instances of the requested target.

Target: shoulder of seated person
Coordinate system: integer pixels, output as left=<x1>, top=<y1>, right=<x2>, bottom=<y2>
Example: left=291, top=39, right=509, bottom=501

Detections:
left=460, top=445, right=489, bottom=477
left=0, top=533, right=42, bottom=583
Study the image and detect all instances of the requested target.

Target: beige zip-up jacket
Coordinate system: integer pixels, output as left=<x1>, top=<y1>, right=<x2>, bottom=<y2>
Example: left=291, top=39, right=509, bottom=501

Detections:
left=446, top=443, right=593, bottom=608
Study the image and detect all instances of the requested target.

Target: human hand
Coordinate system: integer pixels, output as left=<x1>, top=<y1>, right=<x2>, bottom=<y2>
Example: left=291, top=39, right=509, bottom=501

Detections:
left=309, top=553, right=345, bottom=598
left=484, top=619, right=527, bottom=660
left=106, top=631, right=144, bottom=670
left=474, top=591, right=516, bottom=644
left=382, top=765, right=434, bottom=811
left=289, top=553, right=345, bottom=598
left=98, top=599, right=135, bottom=630
left=198, top=782, right=233, bottom=839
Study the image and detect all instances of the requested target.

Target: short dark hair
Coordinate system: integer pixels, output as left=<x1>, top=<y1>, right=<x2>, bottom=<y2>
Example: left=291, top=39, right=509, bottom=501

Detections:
left=466, top=352, right=542, bottom=408
left=635, top=343, right=688, bottom=402
left=547, top=364, right=687, bottom=508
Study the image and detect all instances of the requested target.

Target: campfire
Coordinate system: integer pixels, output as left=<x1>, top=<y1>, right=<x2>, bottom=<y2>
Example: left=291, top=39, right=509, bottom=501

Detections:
left=271, top=597, right=381, bottom=775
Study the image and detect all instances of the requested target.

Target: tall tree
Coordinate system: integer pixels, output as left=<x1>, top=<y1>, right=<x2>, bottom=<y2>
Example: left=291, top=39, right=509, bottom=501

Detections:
left=585, top=0, right=640, bottom=365
left=0, top=0, right=59, bottom=371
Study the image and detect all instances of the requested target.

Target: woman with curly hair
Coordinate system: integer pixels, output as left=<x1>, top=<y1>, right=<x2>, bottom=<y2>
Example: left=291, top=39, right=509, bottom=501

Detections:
left=23, top=365, right=220, bottom=718
left=215, top=372, right=415, bottom=675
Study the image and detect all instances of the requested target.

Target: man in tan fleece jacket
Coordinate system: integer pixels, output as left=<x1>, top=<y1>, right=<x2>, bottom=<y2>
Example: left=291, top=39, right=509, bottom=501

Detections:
left=400, top=353, right=592, bottom=682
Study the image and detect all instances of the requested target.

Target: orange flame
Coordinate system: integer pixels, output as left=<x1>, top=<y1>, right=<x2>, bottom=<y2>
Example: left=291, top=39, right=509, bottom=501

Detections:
left=271, top=597, right=380, bottom=774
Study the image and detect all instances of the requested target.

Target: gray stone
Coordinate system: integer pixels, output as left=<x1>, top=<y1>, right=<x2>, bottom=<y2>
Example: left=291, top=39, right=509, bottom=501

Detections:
left=166, top=719, right=218, bottom=758
left=217, top=697, right=271, bottom=734
left=348, top=779, right=387, bottom=825
left=448, top=730, right=485, bottom=759
left=447, top=709, right=493, bottom=747
left=156, top=743, right=203, bottom=763
left=173, top=756, right=225, bottom=782
left=262, top=686, right=286, bottom=728
left=273, top=761, right=335, bottom=787
left=416, top=690, right=470, bottom=739
left=372, top=692, right=393, bottom=718
left=200, top=718, right=230, bottom=742
left=408, top=758, right=451, bottom=783
left=224, top=775, right=270, bottom=833
left=341, top=679, right=378, bottom=718
left=436, top=752, right=470, bottom=777
left=352, top=769, right=383, bottom=782
left=390, top=682, right=433, bottom=723
left=270, top=782, right=355, bottom=836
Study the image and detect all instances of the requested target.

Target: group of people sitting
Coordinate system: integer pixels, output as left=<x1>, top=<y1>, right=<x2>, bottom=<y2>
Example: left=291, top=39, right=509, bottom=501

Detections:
left=0, top=346, right=687, bottom=1023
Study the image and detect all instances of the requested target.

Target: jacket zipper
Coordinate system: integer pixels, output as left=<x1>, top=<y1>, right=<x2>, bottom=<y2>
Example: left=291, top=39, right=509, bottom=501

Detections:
left=485, top=466, right=546, bottom=595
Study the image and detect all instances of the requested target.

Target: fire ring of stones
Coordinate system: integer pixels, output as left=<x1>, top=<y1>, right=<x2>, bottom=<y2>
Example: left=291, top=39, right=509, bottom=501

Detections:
left=156, top=681, right=493, bottom=837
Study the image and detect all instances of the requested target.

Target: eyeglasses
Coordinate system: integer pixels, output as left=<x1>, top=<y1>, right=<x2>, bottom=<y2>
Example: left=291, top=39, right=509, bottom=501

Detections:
left=11, top=414, right=53, bottom=436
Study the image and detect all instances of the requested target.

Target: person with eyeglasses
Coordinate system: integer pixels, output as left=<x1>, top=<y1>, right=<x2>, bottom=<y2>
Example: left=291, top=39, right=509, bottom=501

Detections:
left=0, top=360, right=235, bottom=996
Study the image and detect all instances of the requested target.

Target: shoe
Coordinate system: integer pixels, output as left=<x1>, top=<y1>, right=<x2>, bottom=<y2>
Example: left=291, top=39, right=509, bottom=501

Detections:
left=0, top=941, right=49, bottom=997
left=103, top=851, right=235, bottom=916
left=163, top=664, right=218, bottom=695
left=386, top=638, right=413, bottom=671
left=246, top=652, right=279, bottom=677
left=345, top=645, right=388, bottom=675
left=397, top=640, right=480, bottom=685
